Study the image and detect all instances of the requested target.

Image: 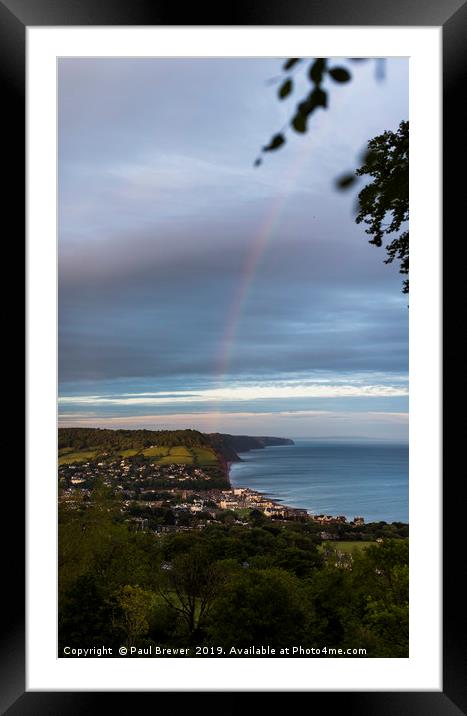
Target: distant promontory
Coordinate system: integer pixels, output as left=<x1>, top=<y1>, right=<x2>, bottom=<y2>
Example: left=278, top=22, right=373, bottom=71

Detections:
left=57, top=427, right=294, bottom=467
left=209, top=433, right=294, bottom=462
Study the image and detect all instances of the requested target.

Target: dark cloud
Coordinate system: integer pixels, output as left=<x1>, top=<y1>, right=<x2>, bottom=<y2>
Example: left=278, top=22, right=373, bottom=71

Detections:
left=58, top=57, right=409, bottom=401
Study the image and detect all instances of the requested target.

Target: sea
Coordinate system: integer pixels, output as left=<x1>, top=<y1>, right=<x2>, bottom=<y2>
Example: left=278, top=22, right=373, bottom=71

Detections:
left=229, top=439, right=409, bottom=524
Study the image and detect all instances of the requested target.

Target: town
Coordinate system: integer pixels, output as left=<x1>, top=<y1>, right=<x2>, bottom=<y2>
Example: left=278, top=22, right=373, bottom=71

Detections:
left=58, top=456, right=366, bottom=538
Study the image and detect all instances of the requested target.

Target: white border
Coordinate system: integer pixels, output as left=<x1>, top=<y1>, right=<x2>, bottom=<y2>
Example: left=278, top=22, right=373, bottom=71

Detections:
left=27, top=27, right=441, bottom=691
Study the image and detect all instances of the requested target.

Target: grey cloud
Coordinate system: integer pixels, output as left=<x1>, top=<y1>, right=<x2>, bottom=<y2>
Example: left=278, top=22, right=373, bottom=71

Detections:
left=58, top=57, right=408, bottom=390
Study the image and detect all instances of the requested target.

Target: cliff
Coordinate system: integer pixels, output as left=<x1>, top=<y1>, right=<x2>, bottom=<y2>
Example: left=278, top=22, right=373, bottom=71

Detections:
left=209, top=433, right=294, bottom=462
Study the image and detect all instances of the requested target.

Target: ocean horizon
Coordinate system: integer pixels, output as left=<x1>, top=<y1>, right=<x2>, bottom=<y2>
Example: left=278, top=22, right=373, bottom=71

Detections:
left=229, top=438, right=409, bottom=524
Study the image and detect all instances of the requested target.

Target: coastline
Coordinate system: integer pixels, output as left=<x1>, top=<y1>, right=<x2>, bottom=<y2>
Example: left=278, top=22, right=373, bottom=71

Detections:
left=225, top=451, right=352, bottom=525
left=226, top=457, right=297, bottom=510
left=226, top=444, right=409, bottom=527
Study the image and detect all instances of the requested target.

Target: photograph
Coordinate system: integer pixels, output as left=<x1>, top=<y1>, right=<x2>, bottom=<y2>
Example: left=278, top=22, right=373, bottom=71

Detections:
left=57, top=56, right=410, bottom=660
left=6, top=3, right=458, bottom=705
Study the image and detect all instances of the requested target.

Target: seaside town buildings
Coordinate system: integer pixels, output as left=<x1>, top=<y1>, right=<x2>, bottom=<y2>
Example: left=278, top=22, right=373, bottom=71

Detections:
left=59, top=457, right=365, bottom=531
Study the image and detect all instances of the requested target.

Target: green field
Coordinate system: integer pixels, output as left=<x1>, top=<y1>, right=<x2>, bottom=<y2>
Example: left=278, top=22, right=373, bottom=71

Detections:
left=142, top=445, right=195, bottom=465
left=58, top=450, right=99, bottom=466
left=59, top=443, right=219, bottom=467
left=192, top=447, right=218, bottom=465
left=159, top=446, right=194, bottom=465
left=119, top=449, right=140, bottom=457
left=142, top=446, right=170, bottom=458
left=168, top=446, right=193, bottom=458
left=320, top=541, right=373, bottom=555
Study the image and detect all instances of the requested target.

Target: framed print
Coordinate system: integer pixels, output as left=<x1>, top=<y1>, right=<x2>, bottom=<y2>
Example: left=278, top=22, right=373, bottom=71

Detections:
left=4, top=0, right=464, bottom=710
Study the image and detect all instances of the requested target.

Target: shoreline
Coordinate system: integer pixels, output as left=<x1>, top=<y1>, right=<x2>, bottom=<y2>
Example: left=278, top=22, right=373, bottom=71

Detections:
left=226, top=455, right=359, bottom=526
left=226, top=447, right=408, bottom=528
left=227, top=458, right=291, bottom=507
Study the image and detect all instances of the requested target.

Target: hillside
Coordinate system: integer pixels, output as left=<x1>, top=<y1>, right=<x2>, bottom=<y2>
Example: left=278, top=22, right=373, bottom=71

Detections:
left=58, top=428, right=294, bottom=465
left=58, top=427, right=212, bottom=452
left=58, top=427, right=229, bottom=490
left=209, top=433, right=294, bottom=462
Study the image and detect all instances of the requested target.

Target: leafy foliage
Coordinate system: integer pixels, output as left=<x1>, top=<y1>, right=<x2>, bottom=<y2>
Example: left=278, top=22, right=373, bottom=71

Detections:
left=59, top=483, right=409, bottom=656
left=254, top=57, right=361, bottom=164
left=355, top=121, right=409, bottom=293
left=58, top=427, right=214, bottom=452
left=278, top=78, right=293, bottom=99
left=283, top=58, right=301, bottom=71
left=263, top=133, right=286, bottom=151
left=114, top=585, right=155, bottom=648
left=329, top=67, right=351, bottom=83
left=206, top=568, right=310, bottom=648
left=254, top=59, right=409, bottom=293
left=158, top=546, right=228, bottom=639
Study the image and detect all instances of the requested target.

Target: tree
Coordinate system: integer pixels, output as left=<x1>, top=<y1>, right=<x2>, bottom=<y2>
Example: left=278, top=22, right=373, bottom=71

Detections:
left=59, top=573, right=116, bottom=650
left=255, top=58, right=409, bottom=293
left=273, top=545, right=323, bottom=578
left=248, top=508, right=268, bottom=526
left=158, top=546, right=227, bottom=638
left=348, top=539, right=409, bottom=656
left=206, top=567, right=310, bottom=649
left=114, top=584, right=154, bottom=649
left=354, top=121, right=409, bottom=293
left=305, top=567, right=353, bottom=646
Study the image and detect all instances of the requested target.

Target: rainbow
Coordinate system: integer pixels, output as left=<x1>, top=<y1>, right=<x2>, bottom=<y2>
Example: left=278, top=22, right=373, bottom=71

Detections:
left=210, top=145, right=315, bottom=428
left=214, top=191, right=289, bottom=381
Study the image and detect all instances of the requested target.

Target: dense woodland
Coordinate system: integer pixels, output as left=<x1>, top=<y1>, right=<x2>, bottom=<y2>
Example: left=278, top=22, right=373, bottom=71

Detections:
left=58, top=427, right=293, bottom=464
left=59, top=479, right=408, bottom=657
left=59, top=428, right=214, bottom=452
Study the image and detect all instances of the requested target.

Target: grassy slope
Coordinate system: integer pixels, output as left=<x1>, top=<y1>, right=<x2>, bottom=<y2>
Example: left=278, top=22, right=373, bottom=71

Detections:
left=59, top=443, right=219, bottom=467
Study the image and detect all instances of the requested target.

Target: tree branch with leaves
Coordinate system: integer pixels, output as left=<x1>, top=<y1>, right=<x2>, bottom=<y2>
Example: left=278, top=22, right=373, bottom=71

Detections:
left=354, top=121, right=409, bottom=293
left=255, top=58, right=409, bottom=293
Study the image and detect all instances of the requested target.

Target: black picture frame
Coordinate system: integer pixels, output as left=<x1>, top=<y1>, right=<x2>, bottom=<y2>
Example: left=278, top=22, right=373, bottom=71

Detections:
left=6, top=0, right=464, bottom=712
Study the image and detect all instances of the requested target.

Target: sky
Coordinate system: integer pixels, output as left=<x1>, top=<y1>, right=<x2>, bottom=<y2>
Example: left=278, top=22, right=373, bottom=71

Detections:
left=58, top=57, right=408, bottom=440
